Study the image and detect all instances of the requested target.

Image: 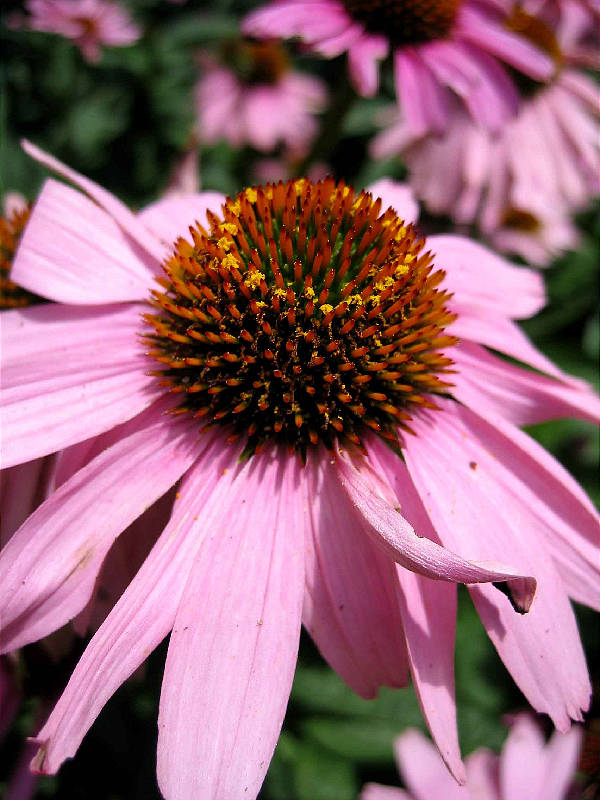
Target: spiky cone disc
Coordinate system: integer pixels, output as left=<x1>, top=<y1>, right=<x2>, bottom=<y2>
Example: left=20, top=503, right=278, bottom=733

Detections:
left=145, top=178, right=458, bottom=457
left=0, top=205, right=41, bottom=309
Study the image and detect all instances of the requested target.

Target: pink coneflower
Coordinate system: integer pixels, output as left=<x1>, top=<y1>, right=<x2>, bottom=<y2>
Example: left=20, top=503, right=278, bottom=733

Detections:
left=16, top=0, right=141, bottom=63
left=371, top=0, right=599, bottom=265
left=195, top=40, right=327, bottom=153
left=1, top=143, right=599, bottom=798
left=243, top=0, right=557, bottom=134
left=362, top=715, right=583, bottom=800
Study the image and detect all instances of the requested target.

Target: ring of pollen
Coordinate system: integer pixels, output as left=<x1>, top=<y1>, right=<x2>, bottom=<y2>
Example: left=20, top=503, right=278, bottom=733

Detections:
left=145, top=178, right=458, bottom=457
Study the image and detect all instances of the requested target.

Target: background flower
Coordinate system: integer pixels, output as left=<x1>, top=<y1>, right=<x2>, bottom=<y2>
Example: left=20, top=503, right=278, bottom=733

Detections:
left=11, top=0, right=141, bottom=62
left=362, top=715, right=583, bottom=799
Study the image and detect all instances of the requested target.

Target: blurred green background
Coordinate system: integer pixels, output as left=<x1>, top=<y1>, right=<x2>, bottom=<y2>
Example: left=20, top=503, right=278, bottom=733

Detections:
left=1, top=0, right=598, bottom=797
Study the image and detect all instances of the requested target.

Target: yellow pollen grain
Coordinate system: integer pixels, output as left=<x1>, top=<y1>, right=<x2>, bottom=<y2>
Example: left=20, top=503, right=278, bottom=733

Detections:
left=348, top=294, right=363, bottom=306
left=274, top=288, right=287, bottom=298
left=217, top=237, right=231, bottom=251
left=245, top=187, right=258, bottom=203
left=220, top=222, right=238, bottom=235
left=375, top=276, right=395, bottom=291
left=320, top=303, right=334, bottom=314
left=221, top=253, right=239, bottom=271
left=342, top=186, right=350, bottom=198
left=394, top=227, right=407, bottom=240
left=294, top=179, right=306, bottom=196
left=394, top=263, right=410, bottom=278
left=304, top=286, right=315, bottom=299
left=228, top=200, right=241, bottom=216
left=244, top=271, right=265, bottom=290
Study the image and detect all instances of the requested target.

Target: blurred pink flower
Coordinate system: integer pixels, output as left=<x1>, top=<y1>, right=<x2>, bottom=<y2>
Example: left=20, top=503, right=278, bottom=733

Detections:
left=372, top=0, right=599, bottom=265
left=243, top=0, right=556, bottom=134
left=17, top=0, right=140, bottom=62
left=362, top=715, right=583, bottom=800
left=195, top=41, right=327, bottom=153
left=1, top=143, right=599, bottom=798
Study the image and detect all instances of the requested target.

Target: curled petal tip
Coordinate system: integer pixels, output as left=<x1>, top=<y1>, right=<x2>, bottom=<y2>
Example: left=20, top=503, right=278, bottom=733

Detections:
left=474, top=562, right=537, bottom=613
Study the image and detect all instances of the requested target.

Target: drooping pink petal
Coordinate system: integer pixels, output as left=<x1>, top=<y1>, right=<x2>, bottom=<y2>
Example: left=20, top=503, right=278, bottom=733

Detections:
left=403, top=402, right=592, bottom=729
left=1, top=303, right=157, bottom=467
left=367, top=437, right=465, bottom=780
left=367, top=179, right=419, bottom=224
left=451, top=341, right=600, bottom=427
left=10, top=179, right=155, bottom=304
left=335, top=451, right=536, bottom=612
left=21, top=140, right=165, bottom=264
left=428, top=235, right=545, bottom=320
left=0, top=399, right=200, bottom=653
left=394, top=729, right=469, bottom=799
left=30, top=431, right=235, bottom=775
left=137, top=192, right=226, bottom=259
left=395, top=50, right=449, bottom=135
left=156, top=448, right=305, bottom=800
left=453, top=402, right=600, bottom=611
left=302, top=448, right=409, bottom=699
left=347, top=34, right=388, bottom=96
left=457, top=6, right=554, bottom=81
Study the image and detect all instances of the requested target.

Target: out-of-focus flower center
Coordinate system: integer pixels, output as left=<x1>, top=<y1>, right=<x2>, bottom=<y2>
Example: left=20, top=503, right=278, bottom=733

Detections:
left=342, top=0, right=459, bottom=45
left=146, top=178, right=457, bottom=456
left=501, top=207, right=541, bottom=233
left=222, top=40, right=290, bottom=85
left=0, top=205, right=40, bottom=308
left=504, top=7, right=563, bottom=94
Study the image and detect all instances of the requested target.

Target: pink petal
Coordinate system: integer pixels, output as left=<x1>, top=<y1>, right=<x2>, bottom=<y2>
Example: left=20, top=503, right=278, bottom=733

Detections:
left=457, top=6, right=554, bottom=81
left=447, top=402, right=600, bottom=612
left=157, top=448, right=305, bottom=800
left=1, top=303, right=157, bottom=467
left=0, top=399, right=200, bottom=653
left=540, top=724, right=583, bottom=800
left=499, top=715, right=546, bottom=798
left=302, top=448, right=409, bottom=699
left=367, top=179, right=419, bottom=224
left=428, top=234, right=545, bottom=320
left=347, top=34, right=388, bottom=96
left=464, top=749, right=500, bottom=800
left=10, top=179, right=155, bottom=304
left=367, top=439, right=464, bottom=781
left=336, top=451, right=536, bottom=611
left=30, top=431, right=234, bottom=775
left=451, top=341, right=600, bottom=427
left=403, top=402, right=592, bottom=728
left=449, top=309, right=580, bottom=385
left=394, top=729, right=469, bottom=799
left=395, top=49, right=449, bottom=135
left=22, top=140, right=165, bottom=265
left=137, top=192, right=226, bottom=259
left=243, top=1, right=352, bottom=45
